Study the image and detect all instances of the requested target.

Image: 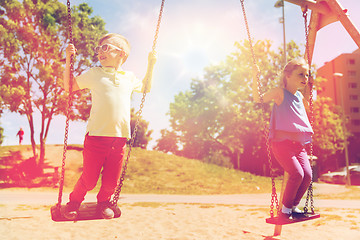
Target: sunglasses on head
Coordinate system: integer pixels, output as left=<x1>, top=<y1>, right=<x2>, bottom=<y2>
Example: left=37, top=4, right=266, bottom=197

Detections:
left=94, top=43, right=125, bottom=54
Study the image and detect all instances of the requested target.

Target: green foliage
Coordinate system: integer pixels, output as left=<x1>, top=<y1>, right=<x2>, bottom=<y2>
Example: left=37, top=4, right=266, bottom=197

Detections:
left=154, top=129, right=179, bottom=154
left=160, top=39, right=346, bottom=175
left=311, top=96, right=349, bottom=170
left=130, top=108, right=153, bottom=149
left=0, top=0, right=106, bottom=167
left=163, top=40, right=294, bottom=173
left=313, top=97, right=346, bottom=154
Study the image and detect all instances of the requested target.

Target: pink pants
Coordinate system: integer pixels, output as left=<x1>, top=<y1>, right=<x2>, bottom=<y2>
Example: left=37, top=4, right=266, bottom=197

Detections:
left=271, top=140, right=312, bottom=208
left=69, top=134, right=127, bottom=203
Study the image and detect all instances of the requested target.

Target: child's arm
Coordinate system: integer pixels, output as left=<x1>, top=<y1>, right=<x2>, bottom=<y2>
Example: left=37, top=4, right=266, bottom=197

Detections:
left=252, top=65, right=283, bottom=105
left=141, top=52, right=157, bottom=93
left=63, top=44, right=80, bottom=92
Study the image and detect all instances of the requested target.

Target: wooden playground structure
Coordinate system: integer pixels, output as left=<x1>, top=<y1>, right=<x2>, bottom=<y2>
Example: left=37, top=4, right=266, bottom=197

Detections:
left=272, top=0, right=360, bottom=236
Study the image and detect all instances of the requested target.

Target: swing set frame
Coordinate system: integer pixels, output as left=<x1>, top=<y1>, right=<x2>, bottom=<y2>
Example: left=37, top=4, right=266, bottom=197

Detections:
left=241, top=0, right=360, bottom=236
left=50, top=0, right=360, bottom=227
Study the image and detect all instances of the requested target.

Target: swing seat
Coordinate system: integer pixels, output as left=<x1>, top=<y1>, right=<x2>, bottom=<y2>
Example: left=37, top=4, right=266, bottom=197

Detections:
left=266, top=213, right=320, bottom=225
left=50, top=202, right=121, bottom=222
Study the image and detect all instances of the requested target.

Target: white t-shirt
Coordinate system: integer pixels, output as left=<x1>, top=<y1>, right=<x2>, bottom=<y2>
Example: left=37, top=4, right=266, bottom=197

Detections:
left=76, top=67, right=143, bottom=138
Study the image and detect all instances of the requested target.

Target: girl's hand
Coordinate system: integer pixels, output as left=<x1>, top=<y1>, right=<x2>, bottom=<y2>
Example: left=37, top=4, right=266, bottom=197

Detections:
left=66, top=44, right=77, bottom=58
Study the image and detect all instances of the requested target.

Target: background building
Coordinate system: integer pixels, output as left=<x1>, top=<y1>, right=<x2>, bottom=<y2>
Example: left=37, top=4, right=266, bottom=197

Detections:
left=317, top=49, right=360, bottom=134
left=317, top=49, right=360, bottom=165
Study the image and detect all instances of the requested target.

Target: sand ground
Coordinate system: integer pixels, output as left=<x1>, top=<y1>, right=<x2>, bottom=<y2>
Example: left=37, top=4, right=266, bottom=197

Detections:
left=1, top=183, right=360, bottom=240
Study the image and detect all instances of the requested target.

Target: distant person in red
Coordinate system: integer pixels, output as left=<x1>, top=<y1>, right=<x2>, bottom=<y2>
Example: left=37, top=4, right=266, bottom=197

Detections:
left=16, top=127, right=24, bottom=145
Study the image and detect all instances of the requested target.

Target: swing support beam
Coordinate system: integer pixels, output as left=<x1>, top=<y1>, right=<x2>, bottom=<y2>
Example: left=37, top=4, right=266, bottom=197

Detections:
left=285, top=0, right=332, bottom=14
left=285, top=0, right=360, bottom=64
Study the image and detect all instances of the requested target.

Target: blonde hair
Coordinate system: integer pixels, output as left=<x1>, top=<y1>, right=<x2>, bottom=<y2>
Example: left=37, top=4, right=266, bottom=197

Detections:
left=98, top=33, right=131, bottom=62
left=280, top=58, right=309, bottom=88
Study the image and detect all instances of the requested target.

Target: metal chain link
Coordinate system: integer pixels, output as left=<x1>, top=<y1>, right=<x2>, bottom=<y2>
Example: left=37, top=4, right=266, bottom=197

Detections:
left=57, top=0, right=74, bottom=209
left=152, top=0, right=165, bottom=54
left=111, top=0, right=165, bottom=205
left=302, top=7, right=315, bottom=214
left=240, top=0, right=279, bottom=217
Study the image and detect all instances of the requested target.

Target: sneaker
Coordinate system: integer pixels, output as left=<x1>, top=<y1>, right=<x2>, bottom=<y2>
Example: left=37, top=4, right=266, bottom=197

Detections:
left=97, top=201, right=115, bottom=219
left=292, top=209, right=307, bottom=218
left=292, top=206, right=304, bottom=213
left=63, top=201, right=80, bottom=220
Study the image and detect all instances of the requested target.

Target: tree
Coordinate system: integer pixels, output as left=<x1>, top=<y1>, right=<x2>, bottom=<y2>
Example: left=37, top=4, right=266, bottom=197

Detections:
left=312, top=95, right=350, bottom=172
left=160, top=39, right=346, bottom=175
left=130, top=108, right=153, bottom=149
left=154, top=129, right=179, bottom=154
left=165, top=39, right=283, bottom=173
left=0, top=0, right=106, bottom=170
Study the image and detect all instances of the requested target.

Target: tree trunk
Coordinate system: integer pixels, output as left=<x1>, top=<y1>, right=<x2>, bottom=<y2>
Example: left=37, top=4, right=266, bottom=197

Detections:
left=38, top=107, right=54, bottom=173
left=38, top=117, right=51, bottom=173
left=25, top=67, right=37, bottom=160
left=230, top=150, right=240, bottom=170
left=241, top=142, right=256, bottom=173
left=27, top=113, right=37, bottom=159
left=39, top=137, right=45, bottom=174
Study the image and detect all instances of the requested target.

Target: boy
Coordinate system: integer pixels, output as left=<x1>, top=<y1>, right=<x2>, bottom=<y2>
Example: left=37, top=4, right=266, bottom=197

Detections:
left=63, top=33, right=156, bottom=220
left=16, top=127, right=24, bottom=145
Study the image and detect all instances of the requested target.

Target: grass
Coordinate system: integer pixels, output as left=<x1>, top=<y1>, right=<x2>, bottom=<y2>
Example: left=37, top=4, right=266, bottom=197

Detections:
left=1, top=145, right=360, bottom=199
left=1, top=144, right=278, bottom=194
left=0, top=145, right=36, bottom=159
left=121, top=148, right=276, bottom=194
left=316, top=186, right=360, bottom=200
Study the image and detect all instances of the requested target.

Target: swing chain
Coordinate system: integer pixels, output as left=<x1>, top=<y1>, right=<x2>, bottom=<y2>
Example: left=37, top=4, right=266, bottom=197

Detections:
left=240, top=0, right=279, bottom=218
left=67, top=0, right=73, bottom=45
left=111, top=94, right=146, bottom=205
left=111, top=0, right=165, bottom=205
left=302, top=6, right=311, bottom=68
left=240, top=0, right=257, bottom=67
left=302, top=6, right=315, bottom=214
left=151, top=0, right=165, bottom=54
left=57, top=0, right=75, bottom=209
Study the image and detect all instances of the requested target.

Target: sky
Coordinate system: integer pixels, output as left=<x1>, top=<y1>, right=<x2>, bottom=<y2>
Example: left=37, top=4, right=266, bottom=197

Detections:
left=2, top=0, right=360, bottom=148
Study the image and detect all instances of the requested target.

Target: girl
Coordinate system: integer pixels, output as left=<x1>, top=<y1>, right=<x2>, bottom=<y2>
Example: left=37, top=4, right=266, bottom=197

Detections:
left=252, top=58, right=313, bottom=219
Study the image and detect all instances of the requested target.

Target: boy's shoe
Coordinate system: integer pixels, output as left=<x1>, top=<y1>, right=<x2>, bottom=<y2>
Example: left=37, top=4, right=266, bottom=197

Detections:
left=292, top=210, right=308, bottom=218
left=63, top=201, right=80, bottom=220
left=97, top=201, right=115, bottom=219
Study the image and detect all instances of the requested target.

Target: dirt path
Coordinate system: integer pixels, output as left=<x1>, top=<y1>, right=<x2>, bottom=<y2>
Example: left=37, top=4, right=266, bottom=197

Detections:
left=1, top=188, right=359, bottom=209
left=1, top=183, right=360, bottom=240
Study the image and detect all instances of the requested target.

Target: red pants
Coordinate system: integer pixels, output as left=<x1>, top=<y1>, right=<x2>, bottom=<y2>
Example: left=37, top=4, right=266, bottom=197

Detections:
left=271, top=140, right=312, bottom=208
left=69, top=134, right=127, bottom=203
